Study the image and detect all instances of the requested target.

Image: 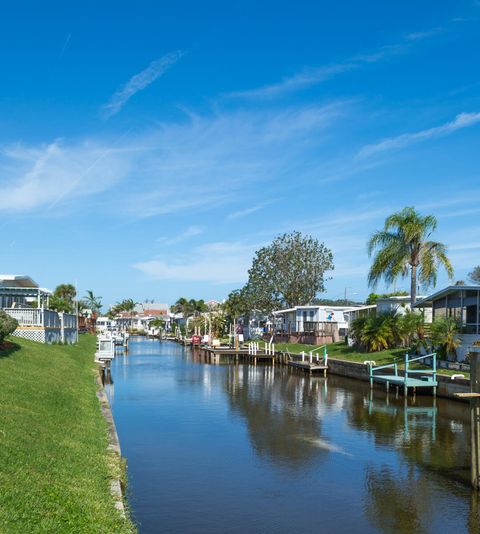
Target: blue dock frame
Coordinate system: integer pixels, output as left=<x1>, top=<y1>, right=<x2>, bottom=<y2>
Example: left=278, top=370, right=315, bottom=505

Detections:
left=369, top=352, right=437, bottom=396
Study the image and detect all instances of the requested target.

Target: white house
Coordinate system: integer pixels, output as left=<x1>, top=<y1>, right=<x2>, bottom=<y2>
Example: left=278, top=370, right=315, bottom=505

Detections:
left=0, top=274, right=51, bottom=308
left=96, top=317, right=117, bottom=333
left=272, top=305, right=364, bottom=344
left=0, top=274, right=77, bottom=344
left=114, top=303, right=170, bottom=333
left=345, top=295, right=432, bottom=323
left=376, top=295, right=432, bottom=321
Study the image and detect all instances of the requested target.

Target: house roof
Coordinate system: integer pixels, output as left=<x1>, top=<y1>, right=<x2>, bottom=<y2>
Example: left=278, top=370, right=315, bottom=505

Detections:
left=273, top=304, right=365, bottom=315
left=0, top=274, right=39, bottom=288
left=414, top=285, right=480, bottom=308
left=344, top=304, right=376, bottom=313
left=134, top=303, right=168, bottom=314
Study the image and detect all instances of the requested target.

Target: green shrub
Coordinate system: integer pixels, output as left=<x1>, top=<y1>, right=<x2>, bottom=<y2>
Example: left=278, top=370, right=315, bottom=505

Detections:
left=430, top=317, right=461, bottom=360
left=0, top=310, right=18, bottom=345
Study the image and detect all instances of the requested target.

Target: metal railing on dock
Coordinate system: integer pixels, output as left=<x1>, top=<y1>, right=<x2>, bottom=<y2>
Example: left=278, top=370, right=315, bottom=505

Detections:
left=369, top=352, right=437, bottom=396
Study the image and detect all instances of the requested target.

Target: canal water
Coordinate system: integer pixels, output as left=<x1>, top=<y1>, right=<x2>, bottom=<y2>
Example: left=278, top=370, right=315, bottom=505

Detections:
left=105, top=338, right=479, bottom=534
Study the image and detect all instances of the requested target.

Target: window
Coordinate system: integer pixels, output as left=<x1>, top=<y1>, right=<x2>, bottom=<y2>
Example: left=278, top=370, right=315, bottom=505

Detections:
left=433, top=297, right=447, bottom=319
left=466, top=304, right=478, bottom=324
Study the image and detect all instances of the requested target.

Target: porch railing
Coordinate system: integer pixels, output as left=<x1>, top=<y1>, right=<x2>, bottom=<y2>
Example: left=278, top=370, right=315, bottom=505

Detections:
left=61, top=313, right=77, bottom=329
left=3, top=308, right=77, bottom=329
left=276, top=321, right=337, bottom=335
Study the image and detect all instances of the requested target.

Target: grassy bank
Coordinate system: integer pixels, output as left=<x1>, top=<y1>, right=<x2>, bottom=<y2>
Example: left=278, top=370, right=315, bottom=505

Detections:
left=260, top=340, right=403, bottom=364
left=260, top=341, right=468, bottom=378
left=0, top=335, right=136, bottom=533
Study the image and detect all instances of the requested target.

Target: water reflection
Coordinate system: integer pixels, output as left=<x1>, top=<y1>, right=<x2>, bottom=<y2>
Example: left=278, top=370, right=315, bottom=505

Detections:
left=345, top=381, right=470, bottom=485
left=106, top=340, right=478, bottom=534
left=223, top=365, right=332, bottom=467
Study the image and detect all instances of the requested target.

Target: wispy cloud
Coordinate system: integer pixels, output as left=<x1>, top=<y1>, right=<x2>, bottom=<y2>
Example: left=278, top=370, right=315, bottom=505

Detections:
left=0, top=139, right=130, bottom=213
left=115, top=101, right=347, bottom=218
left=134, top=241, right=257, bottom=284
left=59, top=33, right=71, bottom=60
left=102, top=51, right=184, bottom=118
left=405, top=27, right=443, bottom=41
left=226, top=28, right=440, bottom=100
left=357, top=112, right=480, bottom=159
left=157, top=225, right=204, bottom=245
left=227, top=64, right=355, bottom=100
left=0, top=100, right=347, bottom=216
left=226, top=200, right=276, bottom=221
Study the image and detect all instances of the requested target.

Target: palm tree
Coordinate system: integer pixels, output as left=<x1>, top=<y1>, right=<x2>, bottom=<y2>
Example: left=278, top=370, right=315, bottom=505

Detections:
left=84, top=290, right=102, bottom=315
left=171, top=297, right=191, bottom=316
left=115, top=299, right=137, bottom=329
left=172, top=298, right=208, bottom=318
left=189, top=299, right=208, bottom=316
left=430, top=317, right=461, bottom=361
left=368, top=207, right=453, bottom=306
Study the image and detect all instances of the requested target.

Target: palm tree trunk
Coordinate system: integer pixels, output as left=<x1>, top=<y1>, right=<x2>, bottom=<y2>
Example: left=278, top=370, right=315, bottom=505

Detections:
left=411, top=264, right=417, bottom=307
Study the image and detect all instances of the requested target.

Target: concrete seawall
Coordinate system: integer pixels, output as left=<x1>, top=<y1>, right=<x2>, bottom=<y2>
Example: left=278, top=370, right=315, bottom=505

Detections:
left=96, top=372, right=127, bottom=517
left=326, top=357, right=470, bottom=401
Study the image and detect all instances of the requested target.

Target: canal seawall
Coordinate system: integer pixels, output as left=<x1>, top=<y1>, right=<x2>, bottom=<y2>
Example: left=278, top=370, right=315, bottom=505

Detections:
left=326, top=357, right=470, bottom=400
left=174, top=338, right=471, bottom=401
left=96, top=371, right=127, bottom=517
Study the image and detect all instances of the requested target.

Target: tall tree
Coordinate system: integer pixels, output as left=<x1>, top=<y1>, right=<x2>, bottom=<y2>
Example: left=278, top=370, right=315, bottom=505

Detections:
left=171, top=298, right=208, bottom=317
left=114, top=299, right=137, bottom=327
left=223, top=289, right=251, bottom=322
left=245, top=231, right=334, bottom=311
left=367, top=207, right=453, bottom=306
left=84, top=290, right=103, bottom=314
left=171, top=297, right=191, bottom=316
left=49, top=283, right=77, bottom=313
left=468, top=266, right=480, bottom=284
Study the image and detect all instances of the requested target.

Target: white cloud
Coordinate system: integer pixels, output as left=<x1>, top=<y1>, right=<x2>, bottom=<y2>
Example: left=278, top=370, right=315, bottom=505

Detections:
left=114, top=102, right=347, bottom=218
left=134, top=241, right=256, bottom=284
left=226, top=28, right=439, bottom=100
left=357, top=112, right=480, bottom=159
left=226, top=200, right=276, bottom=221
left=405, top=27, right=442, bottom=41
left=0, top=101, right=346, bottom=216
left=227, top=64, right=354, bottom=100
left=157, top=225, right=203, bottom=245
left=102, top=51, right=184, bottom=118
left=0, top=139, right=130, bottom=212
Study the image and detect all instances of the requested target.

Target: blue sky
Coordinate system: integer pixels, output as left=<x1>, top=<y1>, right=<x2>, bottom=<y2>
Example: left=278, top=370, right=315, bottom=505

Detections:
left=1, top=1, right=480, bottom=308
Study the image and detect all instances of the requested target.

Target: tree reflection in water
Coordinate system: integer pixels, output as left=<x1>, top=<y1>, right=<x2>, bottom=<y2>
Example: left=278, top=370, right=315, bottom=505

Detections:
left=223, top=364, right=336, bottom=468
left=344, top=379, right=470, bottom=485
left=365, top=465, right=433, bottom=534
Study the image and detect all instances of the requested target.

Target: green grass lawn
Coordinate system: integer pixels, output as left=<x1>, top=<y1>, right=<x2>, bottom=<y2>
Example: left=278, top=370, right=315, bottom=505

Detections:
left=255, top=340, right=469, bottom=378
left=0, top=335, right=136, bottom=533
left=269, top=341, right=403, bottom=364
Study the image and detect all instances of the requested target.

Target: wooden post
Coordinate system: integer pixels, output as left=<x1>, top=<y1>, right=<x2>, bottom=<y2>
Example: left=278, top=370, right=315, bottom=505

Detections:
left=471, top=353, right=480, bottom=490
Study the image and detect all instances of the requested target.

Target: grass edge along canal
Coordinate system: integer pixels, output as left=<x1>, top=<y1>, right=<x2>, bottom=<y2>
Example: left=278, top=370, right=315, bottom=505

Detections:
left=267, top=341, right=470, bottom=378
left=0, top=334, right=136, bottom=533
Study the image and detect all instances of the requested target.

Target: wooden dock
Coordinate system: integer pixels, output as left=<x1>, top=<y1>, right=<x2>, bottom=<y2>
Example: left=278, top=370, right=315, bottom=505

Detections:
left=195, top=346, right=276, bottom=365
left=185, top=341, right=331, bottom=375
left=288, top=360, right=328, bottom=376
left=286, top=346, right=329, bottom=376
left=369, top=352, right=437, bottom=396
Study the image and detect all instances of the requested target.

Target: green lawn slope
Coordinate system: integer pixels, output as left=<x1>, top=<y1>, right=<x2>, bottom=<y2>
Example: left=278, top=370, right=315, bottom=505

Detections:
left=0, top=334, right=135, bottom=533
